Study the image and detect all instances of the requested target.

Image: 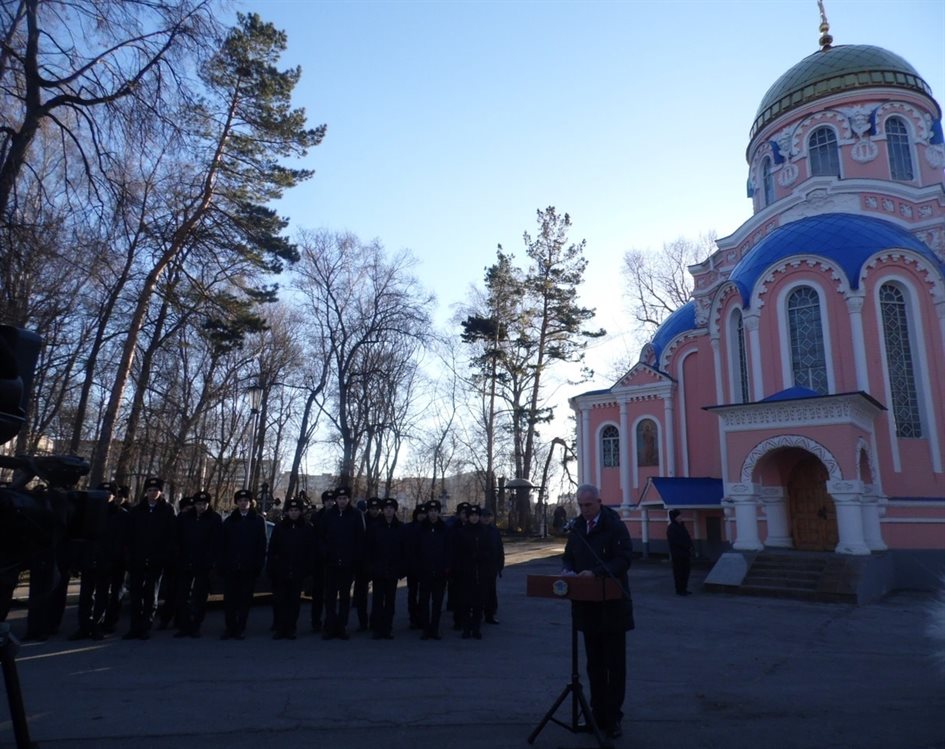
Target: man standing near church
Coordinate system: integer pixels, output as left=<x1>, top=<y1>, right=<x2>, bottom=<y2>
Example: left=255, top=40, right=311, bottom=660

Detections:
left=667, top=509, right=694, bottom=596
left=561, top=483, right=634, bottom=740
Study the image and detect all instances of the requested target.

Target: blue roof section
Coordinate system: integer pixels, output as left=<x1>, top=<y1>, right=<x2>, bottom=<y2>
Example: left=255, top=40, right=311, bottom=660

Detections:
left=729, top=213, right=941, bottom=308
left=651, top=301, right=697, bottom=366
left=651, top=477, right=724, bottom=508
left=762, top=387, right=820, bottom=402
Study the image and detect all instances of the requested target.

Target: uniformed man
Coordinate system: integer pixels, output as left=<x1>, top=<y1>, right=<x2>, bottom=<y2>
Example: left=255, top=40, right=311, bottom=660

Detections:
left=309, top=490, right=334, bottom=632
left=404, top=503, right=427, bottom=629
left=69, top=481, right=127, bottom=640
left=415, top=499, right=449, bottom=641
left=123, top=477, right=176, bottom=640
left=220, top=489, right=267, bottom=640
left=366, top=497, right=406, bottom=639
left=353, top=496, right=382, bottom=631
left=174, top=490, right=222, bottom=638
left=453, top=505, right=489, bottom=639
left=267, top=497, right=316, bottom=640
left=320, top=487, right=365, bottom=640
left=157, top=495, right=193, bottom=629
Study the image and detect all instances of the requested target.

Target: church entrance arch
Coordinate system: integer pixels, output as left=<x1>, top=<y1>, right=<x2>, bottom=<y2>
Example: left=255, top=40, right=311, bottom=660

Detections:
left=787, top=455, right=838, bottom=551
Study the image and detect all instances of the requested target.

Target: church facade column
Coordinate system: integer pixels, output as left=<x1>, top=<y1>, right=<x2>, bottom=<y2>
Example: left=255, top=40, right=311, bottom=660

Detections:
left=619, top=400, right=631, bottom=511
left=860, top=485, right=888, bottom=551
left=725, top=482, right=764, bottom=551
left=845, top=294, right=870, bottom=391
left=827, top=480, right=871, bottom=555
left=580, top=408, right=591, bottom=485
left=759, top=486, right=793, bottom=548
left=743, top=311, right=764, bottom=402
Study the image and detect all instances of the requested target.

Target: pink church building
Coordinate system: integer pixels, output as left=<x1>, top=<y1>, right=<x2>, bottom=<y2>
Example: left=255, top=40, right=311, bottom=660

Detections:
left=570, top=19, right=944, bottom=594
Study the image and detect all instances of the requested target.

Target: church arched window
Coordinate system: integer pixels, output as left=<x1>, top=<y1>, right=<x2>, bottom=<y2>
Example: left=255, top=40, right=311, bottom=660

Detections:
left=762, top=157, right=775, bottom=206
left=601, top=425, right=619, bottom=468
left=808, top=126, right=840, bottom=177
left=636, top=419, right=659, bottom=467
left=787, top=285, right=828, bottom=394
left=731, top=308, right=750, bottom=403
left=885, top=117, right=914, bottom=181
left=880, top=283, right=922, bottom=437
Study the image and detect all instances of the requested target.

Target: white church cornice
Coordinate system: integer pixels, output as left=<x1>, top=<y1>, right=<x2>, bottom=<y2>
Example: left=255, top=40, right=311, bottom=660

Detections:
left=861, top=250, right=945, bottom=303
left=706, top=391, right=885, bottom=433
left=751, top=254, right=851, bottom=311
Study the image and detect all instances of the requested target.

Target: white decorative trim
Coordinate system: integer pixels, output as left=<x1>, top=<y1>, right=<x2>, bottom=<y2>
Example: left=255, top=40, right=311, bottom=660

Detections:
left=740, top=434, right=842, bottom=483
left=713, top=393, right=883, bottom=433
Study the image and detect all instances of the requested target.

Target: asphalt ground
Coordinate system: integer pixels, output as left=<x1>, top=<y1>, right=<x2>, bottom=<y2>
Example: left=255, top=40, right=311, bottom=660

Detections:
left=2, top=540, right=944, bottom=749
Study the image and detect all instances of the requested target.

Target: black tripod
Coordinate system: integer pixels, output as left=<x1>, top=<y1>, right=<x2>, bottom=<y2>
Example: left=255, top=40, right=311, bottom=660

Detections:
left=527, top=605, right=608, bottom=748
left=1, top=623, right=36, bottom=748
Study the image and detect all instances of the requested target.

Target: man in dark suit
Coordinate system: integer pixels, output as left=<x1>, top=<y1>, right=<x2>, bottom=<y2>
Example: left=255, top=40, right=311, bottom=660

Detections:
left=123, top=477, right=176, bottom=640
left=220, top=489, right=267, bottom=640
left=561, top=483, right=634, bottom=740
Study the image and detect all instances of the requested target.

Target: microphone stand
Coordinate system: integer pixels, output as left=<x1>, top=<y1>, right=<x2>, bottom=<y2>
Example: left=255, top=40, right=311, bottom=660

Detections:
left=527, top=509, right=630, bottom=749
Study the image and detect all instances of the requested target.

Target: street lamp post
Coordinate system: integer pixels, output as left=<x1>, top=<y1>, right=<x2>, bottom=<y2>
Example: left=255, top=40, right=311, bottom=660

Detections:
left=505, top=477, right=535, bottom=535
left=245, top=383, right=264, bottom=492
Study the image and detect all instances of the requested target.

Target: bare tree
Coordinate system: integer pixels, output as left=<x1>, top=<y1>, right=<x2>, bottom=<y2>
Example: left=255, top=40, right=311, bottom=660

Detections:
left=622, top=232, right=717, bottom=332
left=292, top=229, right=433, bottom=488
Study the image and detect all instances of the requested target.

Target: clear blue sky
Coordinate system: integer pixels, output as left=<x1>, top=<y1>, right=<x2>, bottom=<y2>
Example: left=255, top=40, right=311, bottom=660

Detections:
left=252, top=0, right=944, bottom=387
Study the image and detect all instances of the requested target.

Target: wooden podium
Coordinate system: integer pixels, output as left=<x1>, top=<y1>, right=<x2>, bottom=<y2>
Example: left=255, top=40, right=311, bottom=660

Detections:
left=525, top=574, right=622, bottom=747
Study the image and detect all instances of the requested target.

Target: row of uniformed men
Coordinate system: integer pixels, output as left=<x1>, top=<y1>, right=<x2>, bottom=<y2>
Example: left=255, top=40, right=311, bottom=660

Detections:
left=55, top=479, right=504, bottom=642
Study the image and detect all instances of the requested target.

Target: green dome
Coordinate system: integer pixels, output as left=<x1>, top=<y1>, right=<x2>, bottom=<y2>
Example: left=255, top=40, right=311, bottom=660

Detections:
left=750, top=45, right=936, bottom=140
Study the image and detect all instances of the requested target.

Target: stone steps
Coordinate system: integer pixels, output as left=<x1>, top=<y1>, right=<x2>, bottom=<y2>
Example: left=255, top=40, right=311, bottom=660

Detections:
left=738, top=552, right=859, bottom=603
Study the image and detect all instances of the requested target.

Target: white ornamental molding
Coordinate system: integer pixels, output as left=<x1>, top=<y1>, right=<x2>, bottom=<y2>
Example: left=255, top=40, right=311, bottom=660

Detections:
left=659, top=329, right=705, bottom=370
left=842, top=105, right=875, bottom=138
left=708, top=284, right=741, bottom=337
left=778, top=163, right=799, bottom=187
left=926, top=144, right=945, bottom=169
left=877, top=101, right=934, bottom=142
left=862, top=252, right=945, bottom=303
left=725, top=482, right=757, bottom=497
left=741, top=435, right=841, bottom=483
left=754, top=256, right=849, bottom=308
left=851, top=139, right=878, bottom=163
left=826, top=479, right=864, bottom=498
left=718, top=398, right=878, bottom=432
left=842, top=105, right=879, bottom=164
left=791, top=110, right=853, bottom=154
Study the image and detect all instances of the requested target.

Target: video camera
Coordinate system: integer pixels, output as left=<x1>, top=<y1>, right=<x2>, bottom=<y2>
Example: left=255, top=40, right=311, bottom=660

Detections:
left=0, top=325, right=109, bottom=574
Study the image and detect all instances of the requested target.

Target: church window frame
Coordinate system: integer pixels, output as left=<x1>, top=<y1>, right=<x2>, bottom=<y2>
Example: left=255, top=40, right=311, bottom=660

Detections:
left=728, top=308, right=750, bottom=403
left=878, top=282, right=922, bottom=437
left=808, top=125, right=841, bottom=178
left=600, top=424, right=620, bottom=468
left=778, top=281, right=833, bottom=395
left=762, top=157, right=775, bottom=206
left=884, top=116, right=915, bottom=181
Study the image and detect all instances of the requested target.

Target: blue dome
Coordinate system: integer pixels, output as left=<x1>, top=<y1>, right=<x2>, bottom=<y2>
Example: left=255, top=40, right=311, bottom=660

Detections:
left=651, top=301, right=697, bottom=366
left=729, top=213, right=940, bottom=307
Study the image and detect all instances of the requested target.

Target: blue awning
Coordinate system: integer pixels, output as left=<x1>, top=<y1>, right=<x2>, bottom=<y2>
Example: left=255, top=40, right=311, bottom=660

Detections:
left=641, top=477, right=724, bottom=508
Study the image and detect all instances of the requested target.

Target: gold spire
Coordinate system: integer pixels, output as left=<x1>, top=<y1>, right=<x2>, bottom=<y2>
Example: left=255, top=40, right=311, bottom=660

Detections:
left=817, top=0, right=833, bottom=50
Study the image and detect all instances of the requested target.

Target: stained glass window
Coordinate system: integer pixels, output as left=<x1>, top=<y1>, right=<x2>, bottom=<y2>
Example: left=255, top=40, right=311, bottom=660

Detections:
left=808, top=126, right=840, bottom=177
left=787, top=286, right=828, bottom=394
left=763, top=157, right=775, bottom=206
left=880, top=283, right=922, bottom=437
left=601, top=425, right=619, bottom=468
left=885, top=117, right=914, bottom=181
left=734, top=309, right=750, bottom=403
